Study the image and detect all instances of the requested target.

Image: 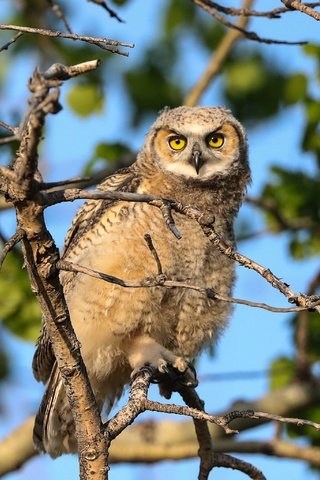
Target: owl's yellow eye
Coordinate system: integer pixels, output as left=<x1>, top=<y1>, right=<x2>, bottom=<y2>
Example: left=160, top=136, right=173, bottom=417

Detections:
left=168, top=136, right=187, bottom=151
left=207, top=133, right=224, bottom=149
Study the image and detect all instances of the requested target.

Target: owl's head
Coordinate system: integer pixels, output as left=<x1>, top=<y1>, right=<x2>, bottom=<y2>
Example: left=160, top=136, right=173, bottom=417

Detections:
left=143, top=106, right=249, bottom=182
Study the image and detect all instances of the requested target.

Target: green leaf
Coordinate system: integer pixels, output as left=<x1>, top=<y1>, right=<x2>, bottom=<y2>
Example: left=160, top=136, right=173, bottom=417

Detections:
left=67, top=83, right=105, bottom=117
left=269, top=356, right=295, bottom=391
left=287, top=404, right=320, bottom=445
left=84, top=142, right=132, bottom=174
left=164, top=0, right=196, bottom=36
left=223, top=54, right=287, bottom=123
left=283, top=73, right=307, bottom=105
left=0, top=252, right=41, bottom=341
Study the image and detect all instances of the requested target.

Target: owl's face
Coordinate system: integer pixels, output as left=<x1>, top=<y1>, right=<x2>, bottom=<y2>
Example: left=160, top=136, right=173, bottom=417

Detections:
left=147, top=106, right=248, bottom=182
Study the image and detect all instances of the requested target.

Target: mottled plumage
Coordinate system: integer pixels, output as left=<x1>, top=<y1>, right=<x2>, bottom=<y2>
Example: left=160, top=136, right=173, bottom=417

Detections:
left=33, top=106, right=250, bottom=457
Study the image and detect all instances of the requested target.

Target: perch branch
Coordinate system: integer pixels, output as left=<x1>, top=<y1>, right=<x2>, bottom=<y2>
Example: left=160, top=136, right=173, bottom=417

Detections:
left=57, top=259, right=320, bottom=314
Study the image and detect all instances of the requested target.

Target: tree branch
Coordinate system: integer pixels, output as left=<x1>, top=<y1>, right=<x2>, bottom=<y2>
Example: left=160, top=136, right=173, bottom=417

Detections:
left=281, top=0, right=320, bottom=20
left=0, top=64, right=109, bottom=479
left=0, top=25, right=134, bottom=56
left=0, top=228, right=25, bottom=269
left=184, top=0, right=254, bottom=106
left=194, top=0, right=307, bottom=45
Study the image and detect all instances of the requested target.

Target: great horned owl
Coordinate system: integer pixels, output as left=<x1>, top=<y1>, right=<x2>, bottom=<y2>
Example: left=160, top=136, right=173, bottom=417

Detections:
left=32, top=106, right=250, bottom=457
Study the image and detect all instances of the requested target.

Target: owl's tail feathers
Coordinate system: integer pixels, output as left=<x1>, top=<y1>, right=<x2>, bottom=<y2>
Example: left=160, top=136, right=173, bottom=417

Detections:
left=33, top=363, right=77, bottom=458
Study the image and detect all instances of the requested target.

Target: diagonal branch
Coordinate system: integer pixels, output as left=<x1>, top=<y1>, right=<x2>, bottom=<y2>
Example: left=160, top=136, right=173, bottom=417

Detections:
left=184, top=0, right=254, bottom=106
left=87, top=0, right=124, bottom=23
left=281, top=0, right=320, bottom=20
left=46, top=0, right=73, bottom=33
left=194, top=0, right=307, bottom=45
left=0, top=228, right=25, bottom=269
left=0, top=32, right=23, bottom=52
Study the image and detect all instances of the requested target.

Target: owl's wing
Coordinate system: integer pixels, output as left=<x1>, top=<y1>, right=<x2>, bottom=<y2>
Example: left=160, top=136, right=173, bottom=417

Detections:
left=63, top=166, right=138, bottom=257
left=32, top=165, right=139, bottom=384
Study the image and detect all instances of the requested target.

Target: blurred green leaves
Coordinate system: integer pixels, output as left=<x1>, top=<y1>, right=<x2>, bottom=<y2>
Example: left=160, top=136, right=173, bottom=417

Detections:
left=85, top=142, right=132, bottom=174
left=0, top=252, right=41, bottom=341
left=67, top=82, right=105, bottom=117
left=269, top=356, right=296, bottom=391
left=262, top=167, right=320, bottom=258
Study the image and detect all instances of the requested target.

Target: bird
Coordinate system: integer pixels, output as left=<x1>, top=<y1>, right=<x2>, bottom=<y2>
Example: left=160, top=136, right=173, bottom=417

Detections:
left=32, top=105, right=250, bottom=457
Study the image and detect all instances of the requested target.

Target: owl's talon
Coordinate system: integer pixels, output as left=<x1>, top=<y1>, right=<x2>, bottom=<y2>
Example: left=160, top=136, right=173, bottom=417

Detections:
left=158, top=360, right=169, bottom=374
left=172, top=357, right=188, bottom=373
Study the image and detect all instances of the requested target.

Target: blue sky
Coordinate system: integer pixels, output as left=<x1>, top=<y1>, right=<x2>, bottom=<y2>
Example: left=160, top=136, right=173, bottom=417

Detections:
left=1, top=1, right=320, bottom=479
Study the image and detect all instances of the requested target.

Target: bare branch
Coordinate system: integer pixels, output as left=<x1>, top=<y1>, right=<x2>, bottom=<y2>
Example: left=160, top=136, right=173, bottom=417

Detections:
left=185, top=0, right=254, bottom=106
left=39, top=176, right=91, bottom=190
left=57, top=259, right=320, bottom=314
left=196, top=1, right=320, bottom=18
left=0, top=25, right=134, bottom=56
left=0, top=32, right=23, bottom=52
left=281, top=0, right=320, bottom=20
left=194, top=0, right=307, bottom=45
left=3, top=65, right=111, bottom=479
left=44, top=60, right=101, bottom=80
left=107, top=367, right=152, bottom=441
left=0, top=229, right=25, bottom=269
left=46, top=0, right=73, bottom=33
left=87, top=0, right=124, bottom=23
left=144, top=234, right=163, bottom=275
left=0, top=120, right=17, bottom=134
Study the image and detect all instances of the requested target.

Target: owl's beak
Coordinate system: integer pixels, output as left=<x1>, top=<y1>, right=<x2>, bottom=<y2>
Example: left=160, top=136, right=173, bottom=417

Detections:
left=192, top=145, right=204, bottom=174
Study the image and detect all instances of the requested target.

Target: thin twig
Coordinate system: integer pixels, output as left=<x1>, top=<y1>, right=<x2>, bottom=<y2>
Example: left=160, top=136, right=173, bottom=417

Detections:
left=184, top=0, right=254, bottom=106
left=195, top=1, right=320, bottom=18
left=281, top=0, right=320, bottom=20
left=0, top=135, right=20, bottom=145
left=46, top=0, right=73, bottom=33
left=194, top=0, right=307, bottom=45
left=0, top=32, right=23, bottom=52
left=44, top=60, right=101, bottom=80
left=0, top=120, right=17, bottom=134
left=56, top=259, right=320, bottom=314
left=87, top=0, right=124, bottom=23
left=39, top=176, right=91, bottom=190
left=0, top=229, right=25, bottom=269
left=144, top=234, right=163, bottom=275
left=221, top=410, right=320, bottom=431
left=0, top=25, right=134, bottom=56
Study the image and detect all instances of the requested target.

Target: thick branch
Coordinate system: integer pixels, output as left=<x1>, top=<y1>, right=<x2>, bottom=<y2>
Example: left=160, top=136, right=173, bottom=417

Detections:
left=3, top=66, right=109, bottom=479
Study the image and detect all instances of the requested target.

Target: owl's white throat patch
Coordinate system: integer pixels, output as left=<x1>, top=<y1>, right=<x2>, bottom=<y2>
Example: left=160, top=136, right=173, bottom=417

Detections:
left=166, top=157, right=234, bottom=180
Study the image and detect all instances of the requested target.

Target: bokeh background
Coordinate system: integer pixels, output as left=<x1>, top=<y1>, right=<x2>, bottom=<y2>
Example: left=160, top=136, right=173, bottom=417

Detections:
left=1, top=1, right=320, bottom=478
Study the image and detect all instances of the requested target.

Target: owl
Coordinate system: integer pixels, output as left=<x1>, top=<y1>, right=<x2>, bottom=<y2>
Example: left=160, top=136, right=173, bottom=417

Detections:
left=32, top=106, right=250, bottom=457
